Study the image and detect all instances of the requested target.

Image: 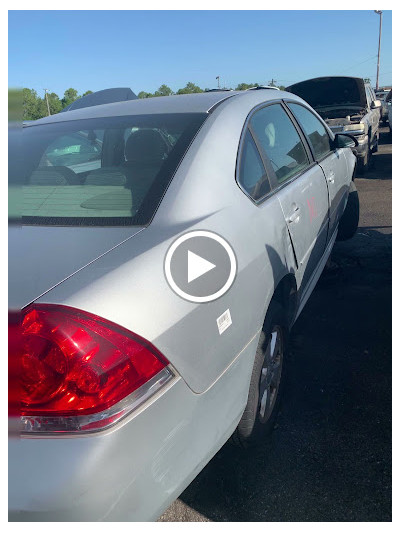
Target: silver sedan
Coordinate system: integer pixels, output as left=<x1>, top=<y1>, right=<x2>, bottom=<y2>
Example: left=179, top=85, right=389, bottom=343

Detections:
left=9, top=88, right=359, bottom=521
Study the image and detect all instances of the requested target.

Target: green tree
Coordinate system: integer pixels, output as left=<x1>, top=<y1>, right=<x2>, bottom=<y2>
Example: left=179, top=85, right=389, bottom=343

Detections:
left=176, top=82, right=203, bottom=95
left=62, top=87, right=79, bottom=108
left=22, top=88, right=43, bottom=120
left=9, top=89, right=23, bottom=122
left=154, top=84, right=174, bottom=97
left=138, top=91, right=154, bottom=99
left=235, top=82, right=259, bottom=91
left=47, top=92, right=62, bottom=115
left=38, top=97, right=50, bottom=118
left=82, top=90, right=93, bottom=97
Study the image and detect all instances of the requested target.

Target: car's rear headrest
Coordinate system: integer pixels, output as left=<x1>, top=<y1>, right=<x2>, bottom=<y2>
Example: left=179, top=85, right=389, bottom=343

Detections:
left=124, top=129, right=168, bottom=163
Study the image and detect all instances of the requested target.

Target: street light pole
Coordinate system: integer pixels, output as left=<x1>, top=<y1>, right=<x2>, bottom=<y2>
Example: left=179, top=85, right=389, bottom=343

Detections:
left=374, top=10, right=383, bottom=91
left=44, top=88, right=51, bottom=116
left=216, top=76, right=220, bottom=89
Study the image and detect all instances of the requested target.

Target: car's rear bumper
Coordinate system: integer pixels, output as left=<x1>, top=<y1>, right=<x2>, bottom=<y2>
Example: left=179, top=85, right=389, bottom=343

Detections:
left=9, top=333, right=258, bottom=521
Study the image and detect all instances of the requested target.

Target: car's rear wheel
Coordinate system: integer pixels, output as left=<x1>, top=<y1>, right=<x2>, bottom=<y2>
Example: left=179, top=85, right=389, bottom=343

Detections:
left=337, top=181, right=360, bottom=241
left=232, top=301, right=287, bottom=448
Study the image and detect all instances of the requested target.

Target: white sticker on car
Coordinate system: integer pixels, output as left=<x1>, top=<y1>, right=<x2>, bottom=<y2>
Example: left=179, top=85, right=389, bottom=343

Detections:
left=217, top=309, right=232, bottom=335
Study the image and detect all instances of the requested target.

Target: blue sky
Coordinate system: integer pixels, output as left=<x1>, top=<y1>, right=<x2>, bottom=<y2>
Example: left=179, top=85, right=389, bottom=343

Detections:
left=9, top=10, right=392, bottom=98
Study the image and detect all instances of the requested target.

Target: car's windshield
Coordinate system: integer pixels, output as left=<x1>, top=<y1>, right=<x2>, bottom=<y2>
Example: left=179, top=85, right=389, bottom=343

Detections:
left=9, top=113, right=207, bottom=226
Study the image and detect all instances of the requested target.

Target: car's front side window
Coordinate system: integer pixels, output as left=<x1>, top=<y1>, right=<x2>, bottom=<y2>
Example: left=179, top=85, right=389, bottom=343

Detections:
left=250, top=104, right=309, bottom=185
left=365, top=86, right=373, bottom=107
left=369, top=86, right=377, bottom=101
left=287, top=103, right=332, bottom=161
left=41, top=131, right=103, bottom=170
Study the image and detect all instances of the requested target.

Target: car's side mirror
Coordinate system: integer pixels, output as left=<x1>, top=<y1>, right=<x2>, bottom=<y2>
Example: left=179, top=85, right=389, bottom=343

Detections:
left=371, top=100, right=382, bottom=109
left=334, top=133, right=359, bottom=149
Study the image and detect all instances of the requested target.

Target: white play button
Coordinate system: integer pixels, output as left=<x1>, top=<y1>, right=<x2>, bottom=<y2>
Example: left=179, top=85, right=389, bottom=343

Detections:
left=187, top=250, right=216, bottom=283
left=164, top=230, right=237, bottom=303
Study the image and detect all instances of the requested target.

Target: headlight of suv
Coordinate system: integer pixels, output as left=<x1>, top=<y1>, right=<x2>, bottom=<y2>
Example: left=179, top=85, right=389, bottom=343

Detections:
left=342, top=123, right=366, bottom=136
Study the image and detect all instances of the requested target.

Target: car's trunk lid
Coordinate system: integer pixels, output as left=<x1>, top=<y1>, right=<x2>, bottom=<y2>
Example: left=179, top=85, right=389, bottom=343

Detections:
left=8, top=225, right=145, bottom=310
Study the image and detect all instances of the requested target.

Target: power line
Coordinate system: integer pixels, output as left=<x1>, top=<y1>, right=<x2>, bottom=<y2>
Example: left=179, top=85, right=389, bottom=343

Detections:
left=363, top=71, right=391, bottom=77
left=340, top=54, right=378, bottom=74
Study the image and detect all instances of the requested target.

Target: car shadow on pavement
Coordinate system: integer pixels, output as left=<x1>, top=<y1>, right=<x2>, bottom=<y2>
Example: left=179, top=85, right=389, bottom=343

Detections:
left=378, top=128, right=392, bottom=145
left=360, top=128, right=392, bottom=181
left=364, top=153, right=392, bottom=180
left=170, top=228, right=391, bottom=522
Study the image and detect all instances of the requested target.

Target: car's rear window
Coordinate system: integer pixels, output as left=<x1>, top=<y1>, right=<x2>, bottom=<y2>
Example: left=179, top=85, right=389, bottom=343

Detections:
left=9, top=113, right=207, bottom=226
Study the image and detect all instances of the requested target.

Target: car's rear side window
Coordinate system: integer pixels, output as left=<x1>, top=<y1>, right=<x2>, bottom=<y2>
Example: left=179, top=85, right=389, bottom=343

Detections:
left=9, top=113, right=207, bottom=226
left=250, top=104, right=309, bottom=185
left=238, top=129, right=270, bottom=201
left=287, top=103, right=332, bottom=161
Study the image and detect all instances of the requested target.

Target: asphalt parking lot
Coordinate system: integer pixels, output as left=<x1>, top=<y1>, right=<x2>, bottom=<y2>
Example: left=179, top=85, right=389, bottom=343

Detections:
left=160, top=126, right=392, bottom=522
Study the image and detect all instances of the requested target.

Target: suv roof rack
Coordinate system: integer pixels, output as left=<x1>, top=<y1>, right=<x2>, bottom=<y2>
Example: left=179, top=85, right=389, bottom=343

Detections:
left=60, top=88, right=138, bottom=113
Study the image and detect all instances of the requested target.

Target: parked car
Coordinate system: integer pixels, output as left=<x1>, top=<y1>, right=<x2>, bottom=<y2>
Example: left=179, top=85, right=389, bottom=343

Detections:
left=375, top=88, right=390, bottom=123
left=286, top=76, right=381, bottom=174
left=386, top=89, right=392, bottom=132
left=60, top=87, right=138, bottom=112
left=9, top=88, right=359, bottom=521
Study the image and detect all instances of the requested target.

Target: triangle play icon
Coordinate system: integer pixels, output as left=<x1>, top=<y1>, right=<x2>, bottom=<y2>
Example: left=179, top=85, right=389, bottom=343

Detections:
left=187, top=250, right=216, bottom=283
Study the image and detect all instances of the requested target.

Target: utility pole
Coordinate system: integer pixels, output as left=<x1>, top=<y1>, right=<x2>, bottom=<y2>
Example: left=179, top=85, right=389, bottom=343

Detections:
left=270, top=78, right=276, bottom=87
left=216, top=76, right=220, bottom=89
left=44, top=88, right=51, bottom=116
left=374, top=10, right=383, bottom=91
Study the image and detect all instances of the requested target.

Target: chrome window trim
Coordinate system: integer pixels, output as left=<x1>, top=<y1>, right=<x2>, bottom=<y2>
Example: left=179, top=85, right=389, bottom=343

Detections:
left=282, top=99, right=336, bottom=164
left=235, top=100, right=316, bottom=206
left=236, top=128, right=275, bottom=205
left=265, top=160, right=320, bottom=197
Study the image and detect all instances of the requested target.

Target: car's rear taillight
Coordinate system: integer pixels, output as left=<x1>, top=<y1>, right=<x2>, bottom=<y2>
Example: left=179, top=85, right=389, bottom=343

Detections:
left=8, top=305, right=174, bottom=433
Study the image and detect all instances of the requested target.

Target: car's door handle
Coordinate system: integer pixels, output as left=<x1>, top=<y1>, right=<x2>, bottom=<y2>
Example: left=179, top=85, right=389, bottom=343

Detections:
left=328, top=171, right=335, bottom=184
left=287, top=207, right=300, bottom=224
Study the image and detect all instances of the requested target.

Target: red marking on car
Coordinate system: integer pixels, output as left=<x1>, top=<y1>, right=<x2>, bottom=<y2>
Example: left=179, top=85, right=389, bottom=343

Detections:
left=307, top=197, right=317, bottom=221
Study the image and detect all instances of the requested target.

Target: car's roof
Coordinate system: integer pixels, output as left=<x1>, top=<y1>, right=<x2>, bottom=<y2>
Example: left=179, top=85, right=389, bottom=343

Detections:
left=28, top=92, right=241, bottom=125
left=26, top=89, right=299, bottom=127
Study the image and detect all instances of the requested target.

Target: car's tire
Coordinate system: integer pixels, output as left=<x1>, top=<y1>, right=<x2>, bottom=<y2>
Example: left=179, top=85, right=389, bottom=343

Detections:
left=372, top=133, right=379, bottom=153
left=231, top=301, right=288, bottom=448
left=336, top=181, right=360, bottom=241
